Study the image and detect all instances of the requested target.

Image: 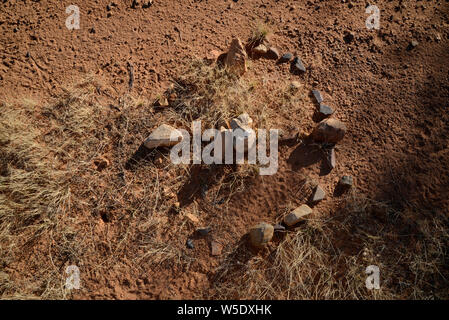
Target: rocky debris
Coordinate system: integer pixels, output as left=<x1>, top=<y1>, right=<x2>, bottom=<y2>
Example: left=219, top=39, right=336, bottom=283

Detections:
left=224, top=38, right=247, bottom=76
left=283, top=204, right=312, bottom=227
left=266, top=47, right=280, bottom=60
left=186, top=239, right=194, bottom=249
left=211, top=241, right=222, bottom=256
left=142, top=1, right=153, bottom=8
left=273, top=224, right=286, bottom=232
left=154, top=96, right=169, bottom=107
left=144, top=124, right=183, bottom=149
left=252, top=44, right=268, bottom=55
left=312, top=90, right=323, bottom=104
left=290, top=56, right=306, bottom=74
left=328, top=147, right=336, bottom=169
left=249, top=223, right=274, bottom=248
left=407, top=40, right=419, bottom=51
left=197, top=227, right=211, bottom=236
left=230, top=113, right=253, bottom=129
left=312, top=185, right=326, bottom=203
left=185, top=213, right=200, bottom=224
left=343, top=31, right=355, bottom=44
left=289, top=81, right=301, bottom=92
left=230, top=113, right=256, bottom=152
left=312, top=118, right=347, bottom=144
left=338, top=175, right=353, bottom=190
left=206, top=49, right=222, bottom=62
left=318, top=104, right=334, bottom=118
left=279, top=52, right=293, bottom=63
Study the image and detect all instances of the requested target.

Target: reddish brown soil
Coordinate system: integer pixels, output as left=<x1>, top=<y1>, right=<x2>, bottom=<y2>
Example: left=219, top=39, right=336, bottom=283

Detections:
left=1, top=0, right=448, bottom=299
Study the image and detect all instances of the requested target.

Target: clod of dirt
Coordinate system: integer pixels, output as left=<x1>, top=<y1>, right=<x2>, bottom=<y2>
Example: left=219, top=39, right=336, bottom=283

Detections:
left=224, top=38, right=248, bottom=76
left=311, top=118, right=347, bottom=144
left=290, top=56, right=306, bottom=74
left=311, top=185, right=326, bottom=203
left=279, top=52, right=293, bottom=63
left=283, top=204, right=312, bottom=227
left=249, top=223, right=274, bottom=248
left=143, top=124, right=182, bottom=149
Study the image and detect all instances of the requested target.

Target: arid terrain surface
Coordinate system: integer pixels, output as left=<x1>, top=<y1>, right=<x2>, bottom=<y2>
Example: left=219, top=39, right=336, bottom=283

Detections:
left=0, top=0, right=448, bottom=299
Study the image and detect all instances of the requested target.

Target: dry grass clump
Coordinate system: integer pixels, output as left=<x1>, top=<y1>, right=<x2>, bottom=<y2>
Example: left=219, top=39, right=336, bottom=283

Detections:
left=212, top=190, right=449, bottom=300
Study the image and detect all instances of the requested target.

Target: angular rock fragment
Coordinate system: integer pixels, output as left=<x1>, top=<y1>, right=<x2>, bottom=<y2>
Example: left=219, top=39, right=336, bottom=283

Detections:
left=144, top=124, right=183, bottom=149
left=266, top=47, right=280, bottom=60
left=211, top=241, right=223, bottom=256
left=224, top=38, right=247, bottom=76
left=283, top=204, right=312, bottom=227
left=312, top=89, right=323, bottom=104
left=338, top=175, right=353, bottom=189
left=252, top=44, right=268, bottom=55
left=312, top=185, right=326, bottom=203
left=279, top=52, right=293, bottom=63
left=249, top=223, right=274, bottom=248
left=312, top=118, right=347, bottom=144
left=290, top=56, right=306, bottom=74
left=318, top=104, right=334, bottom=117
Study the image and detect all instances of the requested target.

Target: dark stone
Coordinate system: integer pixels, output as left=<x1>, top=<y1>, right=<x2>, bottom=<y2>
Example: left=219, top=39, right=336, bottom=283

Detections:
left=343, top=32, right=355, bottom=44
left=318, top=103, right=334, bottom=117
left=266, top=47, right=280, bottom=60
left=273, top=224, right=286, bottom=232
left=197, top=227, right=212, bottom=236
left=312, top=90, right=323, bottom=104
left=186, top=239, right=195, bottom=249
left=290, top=57, right=306, bottom=74
left=279, top=52, right=293, bottom=63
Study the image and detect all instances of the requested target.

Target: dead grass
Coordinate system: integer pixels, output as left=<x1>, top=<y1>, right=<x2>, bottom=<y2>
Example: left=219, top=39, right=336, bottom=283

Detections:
left=0, top=58, right=447, bottom=300
left=212, top=190, right=449, bottom=299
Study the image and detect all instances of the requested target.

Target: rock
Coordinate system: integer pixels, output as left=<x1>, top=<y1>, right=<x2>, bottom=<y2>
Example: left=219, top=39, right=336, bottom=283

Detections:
left=142, top=0, right=153, bottom=8
left=279, top=52, right=293, bottom=63
left=312, top=185, right=326, bottom=203
left=329, top=148, right=336, bottom=169
left=318, top=104, right=334, bottom=117
left=338, top=175, right=353, bottom=189
left=273, top=224, right=286, bottom=232
left=283, top=204, right=312, bottom=227
left=206, top=49, right=222, bottom=62
left=249, top=223, right=274, bottom=248
left=211, top=241, right=223, bottom=256
left=186, top=239, right=194, bottom=249
left=312, top=89, right=323, bottom=104
left=343, top=31, right=355, bottom=44
left=224, top=38, right=247, bottom=76
left=197, top=227, right=211, bottom=236
left=185, top=213, right=199, bottom=224
left=144, top=124, right=183, bottom=149
left=290, top=56, right=306, bottom=74
left=312, top=118, right=347, bottom=143
left=266, top=47, right=280, bottom=60
left=230, top=113, right=253, bottom=129
left=154, top=96, right=169, bottom=107
left=289, top=81, right=301, bottom=92
left=231, top=114, right=256, bottom=153
left=407, top=40, right=419, bottom=51
left=252, top=44, right=268, bottom=55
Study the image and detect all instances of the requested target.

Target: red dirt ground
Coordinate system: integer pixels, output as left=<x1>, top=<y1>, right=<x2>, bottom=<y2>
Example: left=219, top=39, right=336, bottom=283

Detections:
left=1, top=0, right=448, bottom=299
